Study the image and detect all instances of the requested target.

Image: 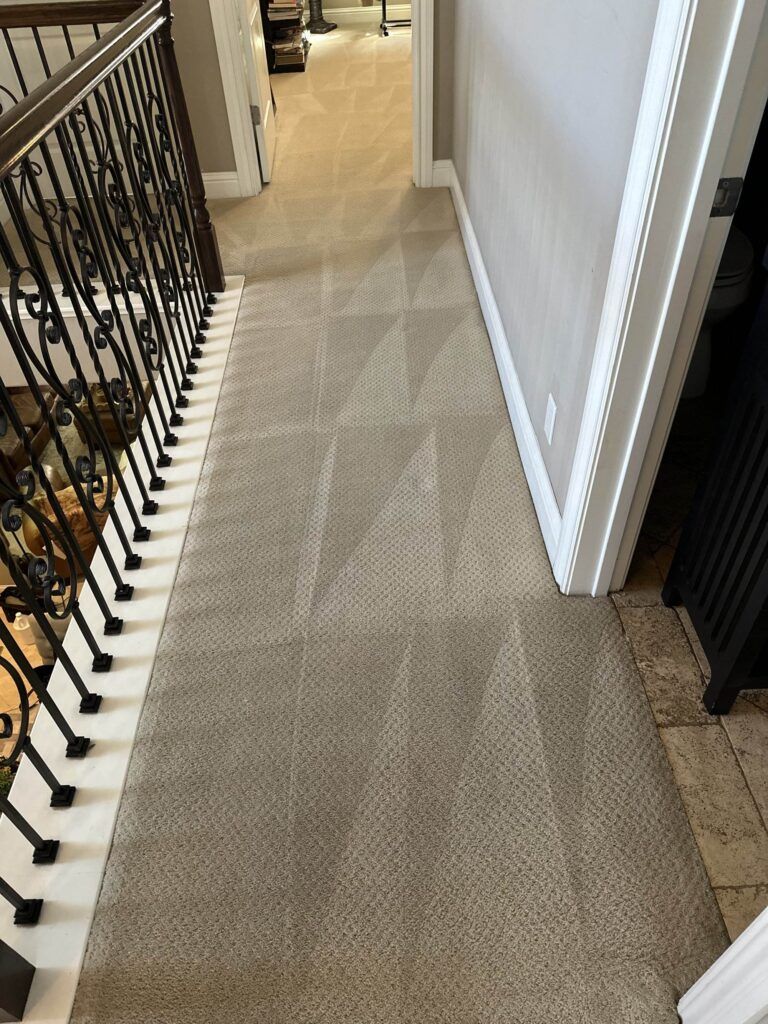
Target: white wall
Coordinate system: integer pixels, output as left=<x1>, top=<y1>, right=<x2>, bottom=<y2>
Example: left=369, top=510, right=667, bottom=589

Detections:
left=450, top=0, right=660, bottom=508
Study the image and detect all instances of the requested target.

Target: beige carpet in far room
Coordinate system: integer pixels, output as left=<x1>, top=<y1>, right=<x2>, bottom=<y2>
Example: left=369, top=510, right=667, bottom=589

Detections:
left=71, top=25, right=726, bottom=1024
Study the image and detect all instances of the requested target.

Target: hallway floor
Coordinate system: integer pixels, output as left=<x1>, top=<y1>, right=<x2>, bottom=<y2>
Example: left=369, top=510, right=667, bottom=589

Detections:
left=71, top=26, right=727, bottom=1024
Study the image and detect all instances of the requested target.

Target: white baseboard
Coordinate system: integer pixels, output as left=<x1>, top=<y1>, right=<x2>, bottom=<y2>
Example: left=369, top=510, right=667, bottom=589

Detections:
left=330, top=4, right=410, bottom=24
left=438, top=160, right=563, bottom=565
left=679, top=907, right=768, bottom=1024
left=431, top=159, right=452, bottom=187
left=203, top=171, right=242, bottom=199
left=0, top=278, right=245, bottom=1024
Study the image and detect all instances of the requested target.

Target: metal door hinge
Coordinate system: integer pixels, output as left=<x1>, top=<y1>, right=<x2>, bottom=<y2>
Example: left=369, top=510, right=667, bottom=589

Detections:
left=250, top=104, right=261, bottom=127
left=711, top=177, right=743, bottom=217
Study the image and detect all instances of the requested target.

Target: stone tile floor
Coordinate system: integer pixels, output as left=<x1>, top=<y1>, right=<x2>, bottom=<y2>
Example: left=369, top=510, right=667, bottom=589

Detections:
left=615, top=538, right=768, bottom=940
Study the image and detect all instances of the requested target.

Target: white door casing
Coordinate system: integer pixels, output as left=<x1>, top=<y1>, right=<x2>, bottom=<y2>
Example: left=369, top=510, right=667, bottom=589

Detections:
left=611, top=1, right=768, bottom=590
left=208, top=0, right=263, bottom=197
left=552, top=0, right=768, bottom=595
left=239, top=0, right=277, bottom=182
left=412, top=0, right=434, bottom=187
left=679, top=907, right=768, bottom=1024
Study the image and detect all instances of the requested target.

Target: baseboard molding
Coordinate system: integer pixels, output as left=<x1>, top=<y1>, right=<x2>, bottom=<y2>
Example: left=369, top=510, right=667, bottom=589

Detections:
left=203, top=171, right=242, bottom=199
left=678, top=908, right=768, bottom=1024
left=431, top=159, right=452, bottom=187
left=439, top=160, right=563, bottom=565
left=330, top=4, right=410, bottom=24
left=0, top=278, right=245, bottom=1024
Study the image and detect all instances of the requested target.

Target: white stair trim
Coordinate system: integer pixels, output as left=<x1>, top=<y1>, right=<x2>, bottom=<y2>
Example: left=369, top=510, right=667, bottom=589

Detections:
left=0, top=277, right=245, bottom=1024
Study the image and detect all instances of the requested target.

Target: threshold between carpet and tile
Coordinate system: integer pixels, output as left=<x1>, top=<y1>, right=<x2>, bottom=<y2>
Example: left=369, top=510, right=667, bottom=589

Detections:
left=70, top=26, right=727, bottom=1024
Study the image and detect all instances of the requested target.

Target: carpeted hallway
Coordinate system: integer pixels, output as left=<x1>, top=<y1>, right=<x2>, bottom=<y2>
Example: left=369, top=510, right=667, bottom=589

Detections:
left=71, top=26, right=727, bottom=1024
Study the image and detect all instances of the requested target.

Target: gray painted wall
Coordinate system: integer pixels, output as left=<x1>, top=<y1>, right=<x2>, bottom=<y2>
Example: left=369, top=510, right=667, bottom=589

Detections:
left=447, top=0, right=660, bottom=508
left=173, top=0, right=236, bottom=175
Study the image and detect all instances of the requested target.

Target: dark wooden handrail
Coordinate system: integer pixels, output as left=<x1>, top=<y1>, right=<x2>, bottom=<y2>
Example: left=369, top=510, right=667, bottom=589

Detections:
left=0, top=1, right=143, bottom=29
left=0, top=0, right=163, bottom=179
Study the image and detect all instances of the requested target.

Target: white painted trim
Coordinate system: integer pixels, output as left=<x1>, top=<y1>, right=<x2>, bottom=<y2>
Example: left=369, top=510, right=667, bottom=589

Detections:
left=412, top=0, right=434, bottom=187
left=431, top=159, right=452, bottom=187
left=442, top=161, right=562, bottom=563
left=0, top=278, right=245, bottom=1024
left=208, top=0, right=262, bottom=198
left=553, top=0, right=768, bottom=595
left=202, top=168, right=241, bottom=196
left=203, top=170, right=242, bottom=199
left=611, top=3, right=768, bottom=591
left=331, top=4, right=411, bottom=24
left=679, top=908, right=768, bottom=1024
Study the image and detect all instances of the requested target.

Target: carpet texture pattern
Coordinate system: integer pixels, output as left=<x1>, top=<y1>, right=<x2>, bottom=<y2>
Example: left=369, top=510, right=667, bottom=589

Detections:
left=71, top=27, right=727, bottom=1024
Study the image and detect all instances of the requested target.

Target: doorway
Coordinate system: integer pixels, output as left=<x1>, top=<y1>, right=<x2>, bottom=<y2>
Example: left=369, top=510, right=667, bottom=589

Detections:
left=208, top=0, right=430, bottom=198
left=625, top=98, right=768, bottom=598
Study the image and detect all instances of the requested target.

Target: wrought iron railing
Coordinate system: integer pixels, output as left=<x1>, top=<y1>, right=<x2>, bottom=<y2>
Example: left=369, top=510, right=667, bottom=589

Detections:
left=0, top=1, right=223, bottom=1014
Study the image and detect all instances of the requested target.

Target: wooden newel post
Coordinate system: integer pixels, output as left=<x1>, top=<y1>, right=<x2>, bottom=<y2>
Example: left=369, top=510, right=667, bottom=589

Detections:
left=0, top=941, right=35, bottom=1023
left=157, top=0, right=225, bottom=294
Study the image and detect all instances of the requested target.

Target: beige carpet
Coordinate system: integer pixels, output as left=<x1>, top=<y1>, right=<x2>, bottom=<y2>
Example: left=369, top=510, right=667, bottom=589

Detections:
left=71, top=26, right=726, bottom=1024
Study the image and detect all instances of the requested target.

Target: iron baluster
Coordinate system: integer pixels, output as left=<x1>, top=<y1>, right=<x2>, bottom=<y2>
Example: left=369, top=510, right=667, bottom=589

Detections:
left=0, top=875, right=42, bottom=925
left=98, top=69, right=195, bottom=402
left=1, top=175, right=144, bottom=583
left=137, top=43, right=208, bottom=330
left=0, top=619, right=90, bottom=758
left=89, top=78, right=188, bottom=429
left=1, top=656, right=77, bottom=807
left=146, top=37, right=214, bottom=319
left=115, top=54, right=202, bottom=379
left=0, top=266, right=132, bottom=603
left=0, top=376, right=121, bottom=633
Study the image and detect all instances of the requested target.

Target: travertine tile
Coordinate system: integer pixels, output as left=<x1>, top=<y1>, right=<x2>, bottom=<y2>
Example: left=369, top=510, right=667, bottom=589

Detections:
left=660, top=724, right=768, bottom=887
left=714, top=885, right=768, bottom=941
left=744, top=690, right=768, bottom=714
left=617, top=605, right=710, bottom=725
left=721, top=700, right=768, bottom=828
left=676, top=607, right=711, bottom=682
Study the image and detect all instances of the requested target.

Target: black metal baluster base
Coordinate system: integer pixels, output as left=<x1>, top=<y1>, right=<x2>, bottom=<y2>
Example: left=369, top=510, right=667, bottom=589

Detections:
left=79, top=693, right=103, bottom=714
left=12, top=901, right=42, bottom=927
left=49, top=785, right=76, bottom=809
left=65, top=736, right=91, bottom=759
left=31, top=839, right=59, bottom=865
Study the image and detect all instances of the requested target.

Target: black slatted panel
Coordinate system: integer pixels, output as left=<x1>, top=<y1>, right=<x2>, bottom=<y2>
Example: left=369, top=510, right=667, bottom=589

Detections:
left=663, top=279, right=768, bottom=714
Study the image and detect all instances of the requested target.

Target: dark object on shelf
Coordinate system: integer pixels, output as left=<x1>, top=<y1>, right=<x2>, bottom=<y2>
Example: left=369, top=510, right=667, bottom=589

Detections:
left=260, top=0, right=311, bottom=72
left=663, top=270, right=768, bottom=714
left=380, top=0, right=410, bottom=36
left=0, top=388, right=54, bottom=488
left=307, top=0, right=336, bottom=33
left=0, top=939, right=35, bottom=1022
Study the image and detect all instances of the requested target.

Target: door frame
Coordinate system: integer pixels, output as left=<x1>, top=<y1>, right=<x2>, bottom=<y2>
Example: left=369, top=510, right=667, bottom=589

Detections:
left=209, top=0, right=432, bottom=197
left=208, top=0, right=263, bottom=198
left=553, top=0, right=768, bottom=595
left=678, top=907, right=768, bottom=1024
left=412, top=0, right=434, bottom=188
